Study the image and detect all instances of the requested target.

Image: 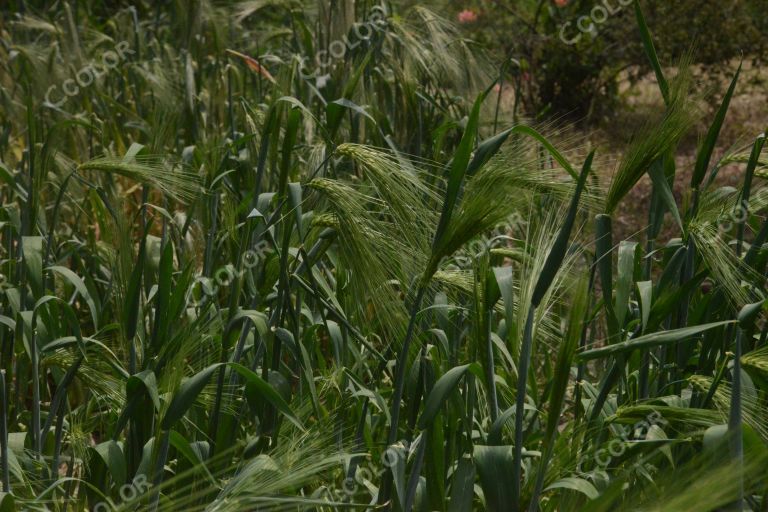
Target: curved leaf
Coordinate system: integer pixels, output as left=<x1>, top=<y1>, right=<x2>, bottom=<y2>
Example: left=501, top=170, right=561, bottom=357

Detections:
left=418, top=363, right=480, bottom=430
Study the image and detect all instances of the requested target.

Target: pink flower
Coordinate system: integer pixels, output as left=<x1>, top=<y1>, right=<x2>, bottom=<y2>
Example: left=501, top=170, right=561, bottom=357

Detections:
left=554, top=0, right=568, bottom=6
left=457, top=9, right=478, bottom=24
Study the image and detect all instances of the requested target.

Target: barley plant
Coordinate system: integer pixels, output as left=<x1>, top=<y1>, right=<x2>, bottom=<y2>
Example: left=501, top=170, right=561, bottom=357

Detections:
left=0, top=0, right=766, bottom=510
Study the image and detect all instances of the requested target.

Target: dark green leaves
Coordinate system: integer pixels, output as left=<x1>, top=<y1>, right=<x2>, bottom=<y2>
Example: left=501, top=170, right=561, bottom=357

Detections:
left=647, top=159, right=682, bottom=231
left=48, top=266, right=100, bottom=329
left=124, top=228, right=148, bottom=342
left=634, top=0, right=669, bottom=105
left=235, top=363, right=303, bottom=430
left=545, top=477, right=599, bottom=501
left=432, top=93, right=485, bottom=252
left=127, top=370, right=161, bottom=411
left=737, top=301, right=765, bottom=329
left=448, top=454, right=475, bottom=512
left=531, top=151, right=593, bottom=307
left=88, top=440, right=127, bottom=488
left=161, top=365, right=220, bottom=430
left=465, top=128, right=513, bottom=178
left=0, top=494, right=14, bottom=512
left=474, top=445, right=517, bottom=512
left=417, top=363, right=481, bottom=430
left=691, top=62, right=741, bottom=189
left=161, top=363, right=302, bottom=431
left=578, top=321, right=735, bottom=361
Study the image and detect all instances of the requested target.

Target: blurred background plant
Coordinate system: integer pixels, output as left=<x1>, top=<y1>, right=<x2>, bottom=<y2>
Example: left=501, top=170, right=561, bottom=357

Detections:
left=442, top=0, right=767, bottom=123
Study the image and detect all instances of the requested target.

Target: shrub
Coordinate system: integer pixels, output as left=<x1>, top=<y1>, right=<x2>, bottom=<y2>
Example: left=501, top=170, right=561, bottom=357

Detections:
left=452, top=0, right=767, bottom=121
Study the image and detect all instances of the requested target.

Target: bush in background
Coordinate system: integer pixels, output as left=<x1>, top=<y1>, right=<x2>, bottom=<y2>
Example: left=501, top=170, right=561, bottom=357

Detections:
left=450, top=0, right=767, bottom=122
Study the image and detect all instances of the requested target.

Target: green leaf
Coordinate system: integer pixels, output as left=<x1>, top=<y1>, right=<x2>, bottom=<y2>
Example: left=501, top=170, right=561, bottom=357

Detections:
left=691, top=62, right=741, bottom=189
left=614, top=241, right=638, bottom=326
left=48, top=265, right=100, bottom=329
left=417, top=363, right=480, bottom=429
left=529, top=275, right=589, bottom=507
left=230, top=363, right=303, bottom=430
left=161, top=364, right=220, bottom=430
left=488, top=407, right=515, bottom=446
left=32, top=295, right=85, bottom=354
left=126, top=370, right=161, bottom=411
left=702, top=424, right=729, bottom=453
left=474, top=445, right=516, bottom=512
left=123, top=142, right=146, bottom=162
left=595, top=214, right=619, bottom=338
left=0, top=162, right=26, bottom=200
left=169, top=430, right=217, bottom=484
left=124, top=226, right=149, bottom=341
left=0, top=493, right=15, bottom=512
left=448, top=454, right=475, bottom=512
left=509, top=125, right=580, bottom=180
left=544, top=476, right=599, bottom=500
left=0, top=316, right=15, bottom=332
left=326, top=320, right=344, bottom=366
left=637, top=280, right=652, bottom=333
left=151, top=240, right=174, bottom=350
left=578, top=321, right=735, bottom=361
left=633, top=0, right=669, bottom=105
left=531, top=151, right=593, bottom=306
left=288, top=182, right=304, bottom=240
left=432, top=93, right=485, bottom=249
left=326, top=99, right=376, bottom=137
left=466, top=128, right=512, bottom=178
left=279, top=107, right=301, bottom=198
left=737, top=301, right=764, bottom=329
left=89, top=440, right=127, bottom=488
left=647, top=159, right=682, bottom=231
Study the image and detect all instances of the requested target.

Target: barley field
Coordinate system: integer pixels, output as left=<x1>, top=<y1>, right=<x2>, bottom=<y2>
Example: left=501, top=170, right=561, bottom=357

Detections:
left=0, top=1, right=766, bottom=510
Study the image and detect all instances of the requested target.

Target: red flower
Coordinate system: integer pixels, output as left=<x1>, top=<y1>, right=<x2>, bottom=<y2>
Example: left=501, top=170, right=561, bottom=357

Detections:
left=554, top=0, right=568, bottom=6
left=457, top=9, right=478, bottom=24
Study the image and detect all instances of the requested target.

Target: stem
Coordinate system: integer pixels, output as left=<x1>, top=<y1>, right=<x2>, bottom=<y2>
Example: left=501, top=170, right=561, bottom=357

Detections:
left=511, top=307, right=535, bottom=511
left=728, top=329, right=744, bottom=509
left=31, top=328, right=41, bottom=458
left=485, top=307, right=499, bottom=423
left=386, top=284, right=427, bottom=445
left=574, top=262, right=597, bottom=418
left=0, top=370, right=9, bottom=492
left=51, top=399, right=66, bottom=486
left=379, top=284, right=427, bottom=507
left=595, top=214, right=618, bottom=340
left=150, top=429, right=171, bottom=512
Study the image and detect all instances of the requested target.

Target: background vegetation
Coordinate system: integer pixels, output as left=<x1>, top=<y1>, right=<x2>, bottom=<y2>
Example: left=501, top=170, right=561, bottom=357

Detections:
left=448, top=0, right=768, bottom=122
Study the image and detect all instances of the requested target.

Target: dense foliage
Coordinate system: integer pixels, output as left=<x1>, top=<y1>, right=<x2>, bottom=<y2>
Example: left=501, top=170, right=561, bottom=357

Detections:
left=450, top=0, right=768, bottom=121
left=0, top=1, right=767, bottom=511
